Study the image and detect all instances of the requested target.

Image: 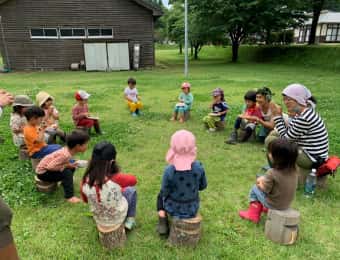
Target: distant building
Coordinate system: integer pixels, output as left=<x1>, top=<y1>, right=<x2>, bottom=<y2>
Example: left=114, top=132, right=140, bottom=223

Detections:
left=0, top=0, right=162, bottom=71
left=294, top=10, right=340, bottom=43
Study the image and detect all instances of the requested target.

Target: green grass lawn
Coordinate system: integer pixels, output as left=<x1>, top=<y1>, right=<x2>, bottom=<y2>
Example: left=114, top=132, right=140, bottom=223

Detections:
left=0, top=46, right=340, bottom=259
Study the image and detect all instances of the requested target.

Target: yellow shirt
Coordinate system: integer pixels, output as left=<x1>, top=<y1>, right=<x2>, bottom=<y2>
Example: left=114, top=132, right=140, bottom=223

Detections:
left=23, top=125, right=46, bottom=156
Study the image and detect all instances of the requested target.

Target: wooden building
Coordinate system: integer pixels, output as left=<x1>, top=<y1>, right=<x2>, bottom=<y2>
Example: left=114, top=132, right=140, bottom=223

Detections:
left=0, top=0, right=162, bottom=71
left=295, top=10, right=340, bottom=44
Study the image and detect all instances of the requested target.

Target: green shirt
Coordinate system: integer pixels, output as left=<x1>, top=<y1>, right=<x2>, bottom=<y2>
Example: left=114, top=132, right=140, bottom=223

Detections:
left=179, top=93, right=194, bottom=110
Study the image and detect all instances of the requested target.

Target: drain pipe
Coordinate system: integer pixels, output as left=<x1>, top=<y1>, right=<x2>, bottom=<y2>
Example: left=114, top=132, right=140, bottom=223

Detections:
left=0, top=15, right=11, bottom=71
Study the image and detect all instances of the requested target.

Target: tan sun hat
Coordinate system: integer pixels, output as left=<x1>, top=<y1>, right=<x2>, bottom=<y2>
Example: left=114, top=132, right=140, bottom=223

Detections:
left=12, top=95, right=33, bottom=107
left=36, top=91, right=53, bottom=107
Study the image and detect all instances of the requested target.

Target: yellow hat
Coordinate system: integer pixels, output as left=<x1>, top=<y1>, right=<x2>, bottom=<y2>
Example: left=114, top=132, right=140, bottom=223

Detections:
left=36, top=91, right=53, bottom=107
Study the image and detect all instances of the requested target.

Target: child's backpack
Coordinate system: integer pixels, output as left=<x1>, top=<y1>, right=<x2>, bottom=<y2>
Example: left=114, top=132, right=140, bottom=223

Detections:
left=316, top=156, right=340, bottom=177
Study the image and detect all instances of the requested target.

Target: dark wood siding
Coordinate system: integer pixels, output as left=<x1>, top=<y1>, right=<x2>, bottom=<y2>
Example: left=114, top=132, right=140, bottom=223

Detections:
left=0, top=0, right=156, bottom=70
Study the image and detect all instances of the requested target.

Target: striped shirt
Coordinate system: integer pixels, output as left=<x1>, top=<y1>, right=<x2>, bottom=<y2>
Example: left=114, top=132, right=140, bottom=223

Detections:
left=36, top=147, right=71, bottom=174
left=273, top=107, right=329, bottom=162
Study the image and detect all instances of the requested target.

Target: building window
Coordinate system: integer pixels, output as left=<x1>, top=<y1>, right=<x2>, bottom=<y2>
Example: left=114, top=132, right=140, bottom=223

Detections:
left=30, top=28, right=58, bottom=39
left=87, top=28, right=113, bottom=38
left=326, top=24, right=340, bottom=42
left=60, top=28, right=86, bottom=39
left=298, top=26, right=310, bottom=43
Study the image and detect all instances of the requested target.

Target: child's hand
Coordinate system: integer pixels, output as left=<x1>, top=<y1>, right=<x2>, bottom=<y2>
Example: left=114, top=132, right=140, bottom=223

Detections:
left=67, top=162, right=78, bottom=169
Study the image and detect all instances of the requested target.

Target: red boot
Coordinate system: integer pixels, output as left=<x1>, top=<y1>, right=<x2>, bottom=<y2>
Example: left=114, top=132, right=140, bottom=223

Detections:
left=262, top=206, right=269, bottom=214
left=239, top=201, right=263, bottom=223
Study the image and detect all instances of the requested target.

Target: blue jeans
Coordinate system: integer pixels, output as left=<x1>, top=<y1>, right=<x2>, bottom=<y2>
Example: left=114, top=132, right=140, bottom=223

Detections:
left=31, top=144, right=61, bottom=159
left=249, top=185, right=271, bottom=209
left=122, top=187, right=137, bottom=218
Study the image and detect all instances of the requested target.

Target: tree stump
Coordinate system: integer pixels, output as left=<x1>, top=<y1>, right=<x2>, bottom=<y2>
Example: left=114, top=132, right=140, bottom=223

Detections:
left=168, top=214, right=202, bottom=247
left=97, top=224, right=126, bottom=249
left=31, top=158, right=41, bottom=171
left=265, top=208, right=300, bottom=245
left=215, top=121, right=225, bottom=131
left=184, top=110, right=191, bottom=121
left=34, top=176, right=57, bottom=193
left=19, top=148, right=29, bottom=160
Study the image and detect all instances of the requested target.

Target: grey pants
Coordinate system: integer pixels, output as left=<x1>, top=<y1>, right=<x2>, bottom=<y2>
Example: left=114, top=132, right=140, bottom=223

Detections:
left=122, top=187, right=137, bottom=218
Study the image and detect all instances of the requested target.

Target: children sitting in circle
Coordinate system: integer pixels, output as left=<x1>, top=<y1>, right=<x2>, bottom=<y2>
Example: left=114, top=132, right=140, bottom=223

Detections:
left=23, top=106, right=61, bottom=159
left=36, top=130, right=89, bottom=203
left=239, top=138, right=298, bottom=223
left=226, top=90, right=263, bottom=144
left=157, top=130, right=207, bottom=236
left=170, top=82, right=193, bottom=123
left=203, top=88, right=229, bottom=132
left=124, top=77, right=143, bottom=117
left=81, top=141, right=138, bottom=230
left=36, top=91, right=66, bottom=143
left=10, top=95, right=33, bottom=147
left=72, top=90, right=102, bottom=135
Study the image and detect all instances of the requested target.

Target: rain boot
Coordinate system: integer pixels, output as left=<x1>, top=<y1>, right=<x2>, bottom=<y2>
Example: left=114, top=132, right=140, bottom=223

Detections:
left=240, top=127, right=253, bottom=142
left=226, top=130, right=238, bottom=144
left=262, top=206, right=269, bottom=214
left=239, top=201, right=263, bottom=223
left=157, top=216, right=169, bottom=235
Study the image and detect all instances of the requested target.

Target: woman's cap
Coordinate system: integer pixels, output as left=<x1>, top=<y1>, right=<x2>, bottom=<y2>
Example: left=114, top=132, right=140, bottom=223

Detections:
left=13, top=95, right=33, bottom=107
left=211, top=88, right=224, bottom=97
left=36, top=91, right=53, bottom=107
left=92, top=141, right=117, bottom=161
left=166, top=129, right=197, bottom=171
left=282, top=83, right=311, bottom=106
left=75, top=90, right=91, bottom=101
left=181, top=82, right=191, bottom=89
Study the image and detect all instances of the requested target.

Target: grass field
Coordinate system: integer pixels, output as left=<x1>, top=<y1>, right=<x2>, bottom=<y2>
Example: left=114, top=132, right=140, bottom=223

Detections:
left=0, top=46, right=340, bottom=259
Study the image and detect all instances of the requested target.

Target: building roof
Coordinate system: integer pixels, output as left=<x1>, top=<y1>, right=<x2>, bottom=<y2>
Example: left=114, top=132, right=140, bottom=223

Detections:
left=305, top=10, right=340, bottom=25
left=0, top=0, right=163, bottom=17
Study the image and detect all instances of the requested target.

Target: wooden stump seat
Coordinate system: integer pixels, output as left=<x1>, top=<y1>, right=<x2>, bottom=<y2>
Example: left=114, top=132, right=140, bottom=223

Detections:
left=34, top=176, right=57, bottom=193
left=168, top=214, right=202, bottom=247
left=31, top=158, right=41, bottom=171
left=19, top=148, right=29, bottom=160
left=265, top=208, right=300, bottom=245
left=215, top=121, right=225, bottom=131
left=97, top=224, right=126, bottom=249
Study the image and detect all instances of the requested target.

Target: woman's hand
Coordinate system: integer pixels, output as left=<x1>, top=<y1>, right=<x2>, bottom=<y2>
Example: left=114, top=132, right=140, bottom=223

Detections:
left=0, top=91, right=14, bottom=107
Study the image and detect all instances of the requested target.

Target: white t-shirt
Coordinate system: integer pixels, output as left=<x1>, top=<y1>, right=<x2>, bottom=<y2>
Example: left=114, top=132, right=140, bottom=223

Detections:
left=124, top=87, right=138, bottom=102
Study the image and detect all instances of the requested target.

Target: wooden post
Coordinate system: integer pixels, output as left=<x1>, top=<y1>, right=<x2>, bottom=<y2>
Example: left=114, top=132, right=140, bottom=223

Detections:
left=19, top=148, right=29, bottom=160
left=97, top=224, right=126, bottom=249
left=34, top=176, right=57, bottom=193
left=215, top=121, right=225, bottom=131
left=31, top=158, right=41, bottom=171
left=265, top=208, right=300, bottom=245
left=168, top=214, right=202, bottom=247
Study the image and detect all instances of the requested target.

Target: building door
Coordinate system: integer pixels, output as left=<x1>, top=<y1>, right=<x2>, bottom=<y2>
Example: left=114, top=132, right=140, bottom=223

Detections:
left=107, top=43, right=130, bottom=71
left=84, top=43, right=108, bottom=71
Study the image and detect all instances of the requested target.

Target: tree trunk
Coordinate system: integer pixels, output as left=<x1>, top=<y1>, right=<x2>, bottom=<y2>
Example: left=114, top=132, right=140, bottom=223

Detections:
left=308, top=0, right=325, bottom=45
left=179, top=43, right=183, bottom=54
left=194, top=45, right=199, bottom=60
left=265, top=29, right=271, bottom=45
left=231, top=41, right=240, bottom=63
left=190, top=43, right=193, bottom=56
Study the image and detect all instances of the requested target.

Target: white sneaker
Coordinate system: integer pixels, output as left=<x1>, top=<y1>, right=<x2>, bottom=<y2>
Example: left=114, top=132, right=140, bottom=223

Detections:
left=208, top=128, right=216, bottom=132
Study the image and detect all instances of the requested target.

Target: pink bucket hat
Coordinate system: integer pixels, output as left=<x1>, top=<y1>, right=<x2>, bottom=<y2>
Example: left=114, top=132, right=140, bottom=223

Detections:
left=166, top=130, right=197, bottom=171
left=282, top=83, right=311, bottom=106
left=181, top=82, right=191, bottom=89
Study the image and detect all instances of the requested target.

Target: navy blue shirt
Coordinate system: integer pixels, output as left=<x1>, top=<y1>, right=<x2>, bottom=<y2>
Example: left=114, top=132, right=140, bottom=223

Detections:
left=212, top=102, right=229, bottom=121
left=160, top=161, right=207, bottom=219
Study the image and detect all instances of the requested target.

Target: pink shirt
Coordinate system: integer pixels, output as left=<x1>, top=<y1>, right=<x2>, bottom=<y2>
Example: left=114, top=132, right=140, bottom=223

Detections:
left=36, top=147, right=71, bottom=174
left=72, top=104, right=89, bottom=124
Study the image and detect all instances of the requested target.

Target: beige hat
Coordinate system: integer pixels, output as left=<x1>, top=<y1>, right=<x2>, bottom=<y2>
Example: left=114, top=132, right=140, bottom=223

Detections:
left=36, top=91, right=53, bottom=107
left=13, top=95, right=33, bottom=107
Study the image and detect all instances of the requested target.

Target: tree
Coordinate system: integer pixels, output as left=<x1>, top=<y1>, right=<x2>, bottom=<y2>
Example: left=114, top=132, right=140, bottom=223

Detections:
left=190, top=0, right=305, bottom=62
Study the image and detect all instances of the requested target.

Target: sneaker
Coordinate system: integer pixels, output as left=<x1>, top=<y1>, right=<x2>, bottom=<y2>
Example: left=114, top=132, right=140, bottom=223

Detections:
left=225, top=130, right=238, bottom=144
left=208, top=128, right=216, bottom=132
left=131, top=112, right=138, bottom=117
left=124, top=217, right=136, bottom=230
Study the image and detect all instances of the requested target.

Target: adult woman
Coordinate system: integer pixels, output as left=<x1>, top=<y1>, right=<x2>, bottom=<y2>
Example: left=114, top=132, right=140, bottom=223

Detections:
left=267, top=83, right=329, bottom=185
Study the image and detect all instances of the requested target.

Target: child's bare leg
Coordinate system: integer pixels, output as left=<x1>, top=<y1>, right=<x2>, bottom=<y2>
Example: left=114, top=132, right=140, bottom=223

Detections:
left=170, top=112, right=177, bottom=121
left=179, top=113, right=184, bottom=123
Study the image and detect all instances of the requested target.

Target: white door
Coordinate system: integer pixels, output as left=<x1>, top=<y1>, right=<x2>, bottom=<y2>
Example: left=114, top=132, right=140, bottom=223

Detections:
left=107, top=43, right=130, bottom=71
left=84, top=43, right=108, bottom=71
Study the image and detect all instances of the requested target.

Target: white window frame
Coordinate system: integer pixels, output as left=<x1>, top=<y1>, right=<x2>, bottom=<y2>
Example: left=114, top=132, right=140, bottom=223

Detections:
left=87, top=28, right=114, bottom=39
left=59, top=28, right=86, bottom=39
left=30, top=28, right=58, bottom=39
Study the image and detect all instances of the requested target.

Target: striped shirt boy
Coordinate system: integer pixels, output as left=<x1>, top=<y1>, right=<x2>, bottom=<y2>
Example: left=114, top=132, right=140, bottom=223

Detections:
left=273, top=107, right=329, bottom=162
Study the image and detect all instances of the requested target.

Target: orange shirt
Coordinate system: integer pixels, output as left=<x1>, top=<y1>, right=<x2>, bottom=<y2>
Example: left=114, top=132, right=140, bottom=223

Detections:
left=23, top=125, right=46, bottom=156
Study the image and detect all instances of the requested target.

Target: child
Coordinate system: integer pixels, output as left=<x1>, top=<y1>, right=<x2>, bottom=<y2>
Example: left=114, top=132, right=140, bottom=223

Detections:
left=23, top=106, right=61, bottom=159
left=157, top=130, right=207, bottom=235
left=170, top=82, right=193, bottom=123
left=124, top=78, right=143, bottom=117
left=10, top=95, right=33, bottom=147
left=239, top=139, right=298, bottom=223
left=226, top=90, right=263, bottom=144
left=203, top=88, right=229, bottom=132
left=36, top=91, right=66, bottom=143
left=72, top=90, right=102, bottom=135
left=81, top=141, right=138, bottom=230
left=36, top=130, right=89, bottom=203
